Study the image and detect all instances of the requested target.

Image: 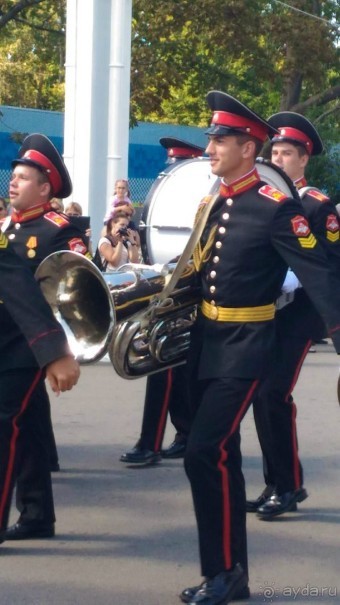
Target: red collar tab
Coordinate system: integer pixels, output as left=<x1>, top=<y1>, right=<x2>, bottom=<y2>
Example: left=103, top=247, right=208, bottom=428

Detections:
left=11, top=201, right=52, bottom=223
left=294, top=176, right=307, bottom=190
left=169, top=147, right=201, bottom=158
left=211, top=111, right=269, bottom=142
left=22, top=149, right=62, bottom=195
left=273, top=127, right=313, bottom=154
left=219, top=168, right=260, bottom=198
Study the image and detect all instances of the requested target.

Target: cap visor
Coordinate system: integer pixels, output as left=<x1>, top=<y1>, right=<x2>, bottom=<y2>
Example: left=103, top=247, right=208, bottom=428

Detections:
left=205, top=125, right=245, bottom=136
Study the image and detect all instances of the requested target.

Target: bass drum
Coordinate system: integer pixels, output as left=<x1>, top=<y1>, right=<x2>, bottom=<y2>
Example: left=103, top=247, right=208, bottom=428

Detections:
left=140, top=157, right=298, bottom=265
left=140, top=157, right=218, bottom=264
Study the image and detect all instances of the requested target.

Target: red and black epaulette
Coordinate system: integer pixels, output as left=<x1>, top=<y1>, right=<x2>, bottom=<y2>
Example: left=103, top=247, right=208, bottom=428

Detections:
left=258, top=185, right=289, bottom=203
left=304, top=189, right=330, bottom=203
left=44, top=211, right=70, bottom=228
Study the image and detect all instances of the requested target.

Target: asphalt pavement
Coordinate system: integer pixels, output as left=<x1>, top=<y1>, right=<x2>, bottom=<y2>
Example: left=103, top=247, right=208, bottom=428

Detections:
left=0, top=342, right=339, bottom=604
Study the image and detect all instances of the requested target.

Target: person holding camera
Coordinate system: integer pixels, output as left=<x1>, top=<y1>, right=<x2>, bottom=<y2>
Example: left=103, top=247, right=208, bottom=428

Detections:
left=97, top=211, right=139, bottom=271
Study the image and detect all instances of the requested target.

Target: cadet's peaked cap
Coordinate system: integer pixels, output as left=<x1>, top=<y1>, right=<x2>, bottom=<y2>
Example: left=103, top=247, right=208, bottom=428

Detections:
left=206, top=91, right=278, bottom=142
left=160, top=137, right=204, bottom=160
left=268, top=112, right=323, bottom=156
left=12, top=133, right=72, bottom=198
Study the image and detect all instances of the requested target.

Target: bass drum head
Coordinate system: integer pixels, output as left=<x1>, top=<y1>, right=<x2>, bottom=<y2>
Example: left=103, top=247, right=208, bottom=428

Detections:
left=140, top=157, right=218, bottom=264
left=140, top=157, right=297, bottom=265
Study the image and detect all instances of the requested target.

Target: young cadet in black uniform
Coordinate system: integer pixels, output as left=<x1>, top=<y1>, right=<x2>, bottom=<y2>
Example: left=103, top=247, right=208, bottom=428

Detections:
left=3, top=133, right=89, bottom=267
left=3, top=133, right=89, bottom=477
left=180, top=91, right=340, bottom=605
left=120, top=138, right=204, bottom=465
left=247, top=113, right=340, bottom=519
left=0, top=232, right=79, bottom=545
left=1, top=134, right=89, bottom=540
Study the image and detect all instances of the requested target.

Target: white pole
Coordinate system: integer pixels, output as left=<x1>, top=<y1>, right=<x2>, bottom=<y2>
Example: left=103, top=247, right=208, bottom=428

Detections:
left=106, top=0, right=133, bottom=201
left=64, top=0, right=133, bottom=247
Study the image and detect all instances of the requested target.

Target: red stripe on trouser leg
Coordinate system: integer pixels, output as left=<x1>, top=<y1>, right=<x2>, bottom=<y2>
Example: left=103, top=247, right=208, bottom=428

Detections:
left=284, top=339, right=311, bottom=490
left=154, top=368, right=173, bottom=451
left=0, top=369, right=43, bottom=528
left=217, top=379, right=259, bottom=569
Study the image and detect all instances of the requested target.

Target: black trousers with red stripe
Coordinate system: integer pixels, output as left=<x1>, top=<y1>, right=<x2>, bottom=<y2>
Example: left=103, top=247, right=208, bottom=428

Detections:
left=139, top=365, right=192, bottom=452
left=0, top=368, right=55, bottom=532
left=252, top=290, right=325, bottom=494
left=184, top=377, right=258, bottom=579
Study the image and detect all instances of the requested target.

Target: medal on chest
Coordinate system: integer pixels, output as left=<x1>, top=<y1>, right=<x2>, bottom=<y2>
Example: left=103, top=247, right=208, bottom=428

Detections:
left=26, top=235, right=38, bottom=258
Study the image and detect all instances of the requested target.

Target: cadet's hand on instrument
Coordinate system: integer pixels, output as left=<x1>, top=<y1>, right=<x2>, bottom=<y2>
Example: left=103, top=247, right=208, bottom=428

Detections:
left=46, top=355, right=80, bottom=395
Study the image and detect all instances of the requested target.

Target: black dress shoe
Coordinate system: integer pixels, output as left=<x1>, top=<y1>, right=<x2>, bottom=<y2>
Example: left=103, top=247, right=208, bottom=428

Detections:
left=257, top=487, right=308, bottom=520
left=161, top=439, right=186, bottom=459
left=120, top=445, right=161, bottom=466
left=182, top=564, right=248, bottom=605
left=5, top=521, right=55, bottom=540
left=180, top=582, right=250, bottom=603
left=0, top=531, right=5, bottom=545
left=246, top=485, right=275, bottom=512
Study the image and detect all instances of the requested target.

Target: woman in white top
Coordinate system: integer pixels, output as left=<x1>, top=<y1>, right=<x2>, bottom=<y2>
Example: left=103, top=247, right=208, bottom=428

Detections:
left=98, top=212, right=139, bottom=271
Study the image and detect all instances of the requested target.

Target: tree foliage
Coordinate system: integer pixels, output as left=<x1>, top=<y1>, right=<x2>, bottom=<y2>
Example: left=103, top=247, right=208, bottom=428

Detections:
left=0, top=0, right=65, bottom=110
left=130, top=0, right=339, bottom=197
left=0, top=0, right=339, bottom=196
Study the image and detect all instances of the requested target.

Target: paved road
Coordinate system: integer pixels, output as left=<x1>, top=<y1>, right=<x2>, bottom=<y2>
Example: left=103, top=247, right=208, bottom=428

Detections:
left=1, top=343, right=339, bottom=604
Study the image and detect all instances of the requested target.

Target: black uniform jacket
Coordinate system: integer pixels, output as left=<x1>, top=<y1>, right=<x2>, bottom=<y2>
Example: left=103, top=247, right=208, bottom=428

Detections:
left=2, top=202, right=89, bottom=272
left=0, top=232, right=70, bottom=371
left=191, top=171, right=340, bottom=380
left=300, top=187, right=340, bottom=274
left=292, top=185, right=340, bottom=340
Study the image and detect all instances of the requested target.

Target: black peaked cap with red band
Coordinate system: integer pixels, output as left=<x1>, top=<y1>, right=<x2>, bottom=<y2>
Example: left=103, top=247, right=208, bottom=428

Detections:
left=267, top=112, right=323, bottom=156
left=160, top=137, right=204, bottom=161
left=12, top=133, right=72, bottom=198
left=206, top=91, right=278, bottom=142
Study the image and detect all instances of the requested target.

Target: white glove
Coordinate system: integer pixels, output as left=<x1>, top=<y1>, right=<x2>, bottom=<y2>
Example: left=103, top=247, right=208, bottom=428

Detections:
left=281, top=270, right=301, bottom=294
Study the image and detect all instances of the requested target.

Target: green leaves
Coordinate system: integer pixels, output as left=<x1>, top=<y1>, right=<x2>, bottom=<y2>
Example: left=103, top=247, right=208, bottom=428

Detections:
left=0, top=0, right=338, bottom=195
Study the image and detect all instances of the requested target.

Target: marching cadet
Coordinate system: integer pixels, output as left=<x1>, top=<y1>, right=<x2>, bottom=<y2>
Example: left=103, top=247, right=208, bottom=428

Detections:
left=120, top=138, right=204, bottom=465
left=248, top=112, right=340, bottom=519
left=180, top=91, right=340, bottom=605
left=2, top=133, right=90, bottom=269
left=1, top=133, right=89, bottom=540
left=0, top=232, right=79, bottom=545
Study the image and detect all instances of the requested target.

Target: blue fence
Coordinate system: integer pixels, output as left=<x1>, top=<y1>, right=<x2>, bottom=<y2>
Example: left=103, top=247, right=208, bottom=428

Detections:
left=0, top=106, right=206, bottom=203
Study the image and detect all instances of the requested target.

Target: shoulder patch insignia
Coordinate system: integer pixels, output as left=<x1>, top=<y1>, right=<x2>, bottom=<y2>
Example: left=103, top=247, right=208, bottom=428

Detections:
left=291, top=215, right=310, bottom=236
left=307, top=189, right=329, bottom=203
left=44, top=211, right=69, bottom=228
left=259, top=185, right=288, bottom=203
left=326, top=214, right=340, bottom=242
left=291, top=215, right=316, bottom=249
left=68, top=238, right=87, bottom=255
